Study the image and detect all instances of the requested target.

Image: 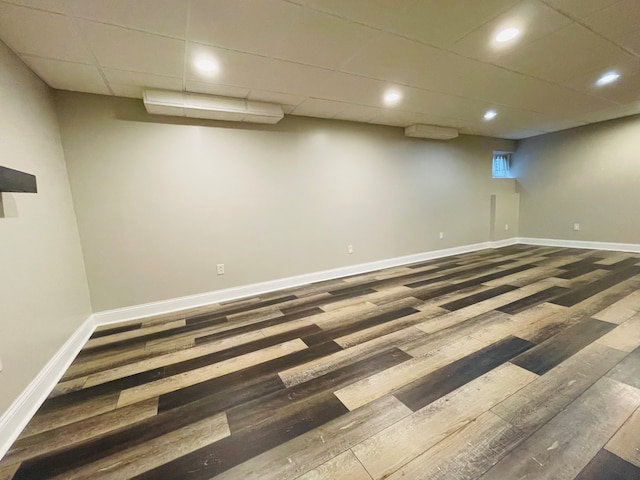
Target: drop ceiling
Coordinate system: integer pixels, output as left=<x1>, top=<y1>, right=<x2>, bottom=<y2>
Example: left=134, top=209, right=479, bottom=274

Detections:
left=0, top=0, right=638, bottom=139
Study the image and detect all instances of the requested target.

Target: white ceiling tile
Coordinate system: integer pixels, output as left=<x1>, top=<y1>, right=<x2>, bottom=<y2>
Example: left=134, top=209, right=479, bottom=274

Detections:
left=247, top=90, right=305, bottom=106
left=333, top=104, right=381, bottom=123
left=21, top=55, right=109, bottom=93
left=452, top=0, right=573, bottom=63
left=499, top=23, right=633, bottom=83
left=0, top=3, right=93, bottom=62
left=340, top=32, right=463, bottom=89
left=574, top=102, right=640, bottom=125
left=303, top=0, right=418, bottom=35
left=185, top=80, right=249, bottom=98
left=561, top=57, right=640, bottom=96
left=1, top=0, right=67, bottom=14
left=581, top=0, right=640, bottom=38
left=292, top=98, right=347, bottom=118
left=367, top=109, right=424, bottom=127
left=66, top=0, right=188, bottom=38
left=542, top=0, right=620, bottom=19
left=185, top=43, right=272, bottom=91
left=79, top=20, right=184, bottom=77
left=102, top=68, right=182, bottom=91
left=398, top=0, right=521, bottom=47
left=616, top=28, right=640, bottom=55
left=500, top=129, right=547, bottom=139
left=108, top=83, right=144, bottom=98
left=189, top=0, right=300, bottom=55
left=276, top=9, right=376, bottom=70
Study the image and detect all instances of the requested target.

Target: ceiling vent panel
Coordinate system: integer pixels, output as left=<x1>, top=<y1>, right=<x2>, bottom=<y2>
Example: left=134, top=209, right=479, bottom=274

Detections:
left=143, top=90, right=284, bottom=124
left=404, top=124, right=459, bottom=140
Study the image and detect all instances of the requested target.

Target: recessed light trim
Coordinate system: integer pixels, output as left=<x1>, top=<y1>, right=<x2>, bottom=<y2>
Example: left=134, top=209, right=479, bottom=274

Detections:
left=194, top=55, right=219, bottom=75
left=495, top=27, right=521, bottom=43
left=383, top=89, right=402, bottom=106
left=595, top=71, right=620, bottom=86
left=484, top=110, right=497, bottom=121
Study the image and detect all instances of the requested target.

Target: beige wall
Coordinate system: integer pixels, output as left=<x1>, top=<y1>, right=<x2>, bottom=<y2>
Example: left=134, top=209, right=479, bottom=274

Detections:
left=513, top=115, right=640, bottom=244
left=0, top=44, right=91, bottom=415
left=56, top=92, right=516, bottom=312
left=490, top=193, right=520, bottom=242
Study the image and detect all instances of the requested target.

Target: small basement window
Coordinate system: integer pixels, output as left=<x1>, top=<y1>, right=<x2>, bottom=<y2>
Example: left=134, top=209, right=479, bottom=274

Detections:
left=492, top=153, right=511, bottom=178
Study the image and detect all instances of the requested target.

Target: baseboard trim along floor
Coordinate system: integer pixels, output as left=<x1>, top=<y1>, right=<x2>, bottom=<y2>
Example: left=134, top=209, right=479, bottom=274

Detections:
left=0, top=315, right=95, bottom=460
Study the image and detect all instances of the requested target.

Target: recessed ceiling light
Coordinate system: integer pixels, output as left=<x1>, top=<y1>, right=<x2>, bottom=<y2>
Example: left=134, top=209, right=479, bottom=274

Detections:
left=495, top=27, right=521, bottom=43
left=484, top=110, right=497, bottom=120
left=383, top=90, right=402, bottom=106
left=194, top=55, right=219, bottom=75
left=595, top=71, right=620, bottom=86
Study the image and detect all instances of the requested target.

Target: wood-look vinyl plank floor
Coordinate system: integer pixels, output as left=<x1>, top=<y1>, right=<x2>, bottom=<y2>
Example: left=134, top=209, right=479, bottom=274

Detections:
left=2, top=246, right=640, bottom=479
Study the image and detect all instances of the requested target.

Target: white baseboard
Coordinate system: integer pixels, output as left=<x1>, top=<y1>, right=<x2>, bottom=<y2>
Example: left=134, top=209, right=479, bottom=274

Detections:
left=93, top=239, right=518, bottom=326
left=0, top=315, right=96, bottom=460
left=518, top=237, right=640, bottom=253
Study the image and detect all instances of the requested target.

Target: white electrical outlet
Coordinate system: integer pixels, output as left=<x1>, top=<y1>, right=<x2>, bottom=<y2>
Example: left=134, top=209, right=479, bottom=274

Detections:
left=573, top=223, right=580, bottom=231
left=505, top=223, right=509, bottom=231
left=439, top=232, right=444, bottom=239
left=217, top=264, right=225, bottom=275
left=0, top=357, right=3, bottom=372
left=348, top=245, right=354, bottom=254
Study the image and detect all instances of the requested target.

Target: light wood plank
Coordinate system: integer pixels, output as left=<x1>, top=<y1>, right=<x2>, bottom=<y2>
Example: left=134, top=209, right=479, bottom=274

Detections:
left=594, top=291, right=640, bottom=324
left=278, top=327, right=427, bottom=388
left=351, top=363, right=537, bottom=480
left=385, top=411, right=524, bottom=480
left=480, top=377, right=640, bottom=480
left=52, top=412, right=230, bottom=480
left=415, top=279, right=561, bottom=335
left=606, top=406, right=640, bottom=468
left=214, top=396, right=411, bottom=480
left=491, top=342, right=626, bottom=433
left=334, top=335, right=487, bottom=411
left=596, top=313, right=640, bottom=352
left=334, top=307, right=445, bottom=349
left=296, top=450, right=372, bottom=480
left=404, top=310, right=511, bottom=358
left=117, top=339, right=307, bottom=407
left=81, top=330, right=265, bottom=388
left=20, top=393, right=119, bottom=438
left=144, top=310, right=283, bottom=348
left=313, top=303, right=379, bottom=330
left=0, top=462, right=20, bottom=480
left=472, top=302, right=565, bottom=344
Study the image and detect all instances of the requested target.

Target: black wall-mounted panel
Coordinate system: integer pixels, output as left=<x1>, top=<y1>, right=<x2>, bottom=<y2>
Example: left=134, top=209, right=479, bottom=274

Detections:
left=0, top=166, right=37, bottom=193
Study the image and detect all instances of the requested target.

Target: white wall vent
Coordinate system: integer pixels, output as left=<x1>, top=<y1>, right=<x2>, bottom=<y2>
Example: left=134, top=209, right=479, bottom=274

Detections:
left=143, top=90, right=284, bottom=124
left=404, top=124, right=459, bottom=140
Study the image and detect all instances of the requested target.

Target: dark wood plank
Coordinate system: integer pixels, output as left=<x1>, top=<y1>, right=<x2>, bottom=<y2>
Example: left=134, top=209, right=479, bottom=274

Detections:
left=134, top=394, right=349, bottom=480
left=497, top=285, right=569, bottom=314
left=227, top=347, right=411, bottom=432
left=511, top=317, right=616, bottom=375
left=575, top=449, right=640, bottom=480
left=168, top=324, right=332, bottom=376
left=395, top=336, right=534, bottom=412
left=551, top=267, right=640, bottom=307
left=36, top=368, right=164, bottom=414
left=157, top=341, right=343, bottom=411
left=608, top=345, right=640, bottom=389
left=90, top=323, right=143, bottom=339
left=406, top=259, right=516, bottom=288
left=439, top=285, right=518, bottom=311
